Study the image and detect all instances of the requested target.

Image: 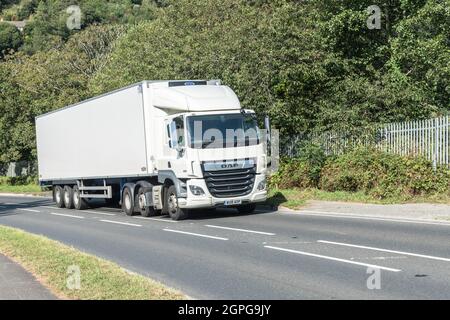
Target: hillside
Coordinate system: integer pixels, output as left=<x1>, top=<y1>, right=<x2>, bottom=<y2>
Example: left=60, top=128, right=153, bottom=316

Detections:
left=0, top=0, right=449, bottom=165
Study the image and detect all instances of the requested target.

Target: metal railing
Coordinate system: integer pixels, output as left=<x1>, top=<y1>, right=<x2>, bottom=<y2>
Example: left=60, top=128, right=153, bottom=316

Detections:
left=282, top=116, right=450, bottom=169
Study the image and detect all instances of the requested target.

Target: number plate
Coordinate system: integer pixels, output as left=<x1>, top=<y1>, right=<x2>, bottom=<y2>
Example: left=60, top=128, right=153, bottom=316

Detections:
left=224, top=199, right=242, bottom=206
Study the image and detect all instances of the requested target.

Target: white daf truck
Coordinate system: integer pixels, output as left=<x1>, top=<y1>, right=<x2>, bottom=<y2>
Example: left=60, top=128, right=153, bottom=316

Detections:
left=35, top=80, right=269, bottom=220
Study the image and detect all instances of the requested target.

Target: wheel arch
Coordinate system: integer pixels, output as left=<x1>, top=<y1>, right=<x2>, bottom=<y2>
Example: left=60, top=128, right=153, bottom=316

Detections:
left=157, top=170, right=187, bottom=198
left=121, top=180, right=155, bottom=209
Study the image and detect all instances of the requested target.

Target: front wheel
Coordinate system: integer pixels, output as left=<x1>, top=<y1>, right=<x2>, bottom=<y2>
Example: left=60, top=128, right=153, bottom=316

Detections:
left=122, top=187, right=134, bottom=216
left=237, top=203, right=256, bottom=214
left=165, top=185, right=188, bottom=221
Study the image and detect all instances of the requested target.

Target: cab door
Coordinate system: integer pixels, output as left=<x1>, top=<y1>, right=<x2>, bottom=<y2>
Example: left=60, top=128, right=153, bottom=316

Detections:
left=160, top=115, right=188, bottom=176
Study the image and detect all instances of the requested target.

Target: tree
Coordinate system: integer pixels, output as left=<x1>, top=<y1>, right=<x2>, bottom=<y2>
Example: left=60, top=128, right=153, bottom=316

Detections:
left=89, top=0, right=330, bottom=133
left=0, top=22, right=22, bottom=57
left=20, top=0, right=158, bottom=54
left=0, top=62, right=34, bottom=164
left=0, top=0, right=21, bottom=12
left=388, top=0, right=450, bottom=112
left=1, top=0, right=449, bottom=164
left=0, top=24, right=127, bottom=164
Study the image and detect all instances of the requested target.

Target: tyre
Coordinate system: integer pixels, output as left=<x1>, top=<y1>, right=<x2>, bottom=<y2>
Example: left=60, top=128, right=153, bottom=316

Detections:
left=63, top=185, right=74, bottom=209
left=72, top=185, right=87, bottom=210
left=137, top=188, right=158, bottom=217
left=122, top=187, right=134, bottom=216
left=165, top=185, right=188, bottom=221
left=54, top=185, right=65, bottom=208
left=237, top=203, right=256, bottom=214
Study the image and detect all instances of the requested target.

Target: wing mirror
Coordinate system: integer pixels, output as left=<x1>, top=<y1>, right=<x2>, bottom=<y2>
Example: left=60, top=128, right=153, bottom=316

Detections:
left=176, top=145, right=185, bottom=157
left=264, top=116, right=271, bottom=145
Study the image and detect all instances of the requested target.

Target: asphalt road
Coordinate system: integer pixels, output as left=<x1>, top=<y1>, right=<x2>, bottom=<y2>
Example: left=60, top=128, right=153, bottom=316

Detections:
left=0, top=195, right=449, bottom=299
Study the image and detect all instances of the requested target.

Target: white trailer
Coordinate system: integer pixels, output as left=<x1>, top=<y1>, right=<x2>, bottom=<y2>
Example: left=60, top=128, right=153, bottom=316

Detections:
left=36, top=80, right=268, bottom=220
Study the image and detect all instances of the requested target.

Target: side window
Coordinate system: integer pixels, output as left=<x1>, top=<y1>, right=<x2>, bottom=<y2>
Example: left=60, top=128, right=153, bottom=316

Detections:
left=174, top=116, right=185, bottom=147
left=166, top=124, right=173, bottom=148
left=168, top=116, right=184, bottom=149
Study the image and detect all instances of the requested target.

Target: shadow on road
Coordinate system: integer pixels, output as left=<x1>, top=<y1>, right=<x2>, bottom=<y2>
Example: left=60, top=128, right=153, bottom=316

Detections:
left=185, top=205, right=277, bottom=221
left=0, top=198, right=53, bottom=218
left=0, top=196, right=281, bottom=221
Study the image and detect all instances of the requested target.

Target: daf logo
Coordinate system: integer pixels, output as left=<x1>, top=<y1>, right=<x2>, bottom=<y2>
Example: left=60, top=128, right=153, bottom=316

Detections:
left=221, top=163, right=239, bottom=169
left=203, top=159, right=254, bottom=172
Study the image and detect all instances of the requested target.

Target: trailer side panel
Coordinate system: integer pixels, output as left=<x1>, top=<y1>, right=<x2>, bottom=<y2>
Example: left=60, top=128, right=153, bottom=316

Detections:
left=36, top=85, right=148, bottom=181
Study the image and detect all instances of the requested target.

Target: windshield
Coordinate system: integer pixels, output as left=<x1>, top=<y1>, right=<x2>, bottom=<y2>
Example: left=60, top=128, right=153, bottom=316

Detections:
left=187, top=113, right=260, bottom=149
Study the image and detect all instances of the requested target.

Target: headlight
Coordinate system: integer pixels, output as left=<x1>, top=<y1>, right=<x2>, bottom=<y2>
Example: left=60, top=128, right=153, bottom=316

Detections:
left=257, top=179, right=266, bottom=191
left=189, top=185, right=205, bottom=196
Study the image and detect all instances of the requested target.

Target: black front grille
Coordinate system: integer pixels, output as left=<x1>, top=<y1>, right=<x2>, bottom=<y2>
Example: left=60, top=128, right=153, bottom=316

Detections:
left=202, top=166, right=256, bottom=198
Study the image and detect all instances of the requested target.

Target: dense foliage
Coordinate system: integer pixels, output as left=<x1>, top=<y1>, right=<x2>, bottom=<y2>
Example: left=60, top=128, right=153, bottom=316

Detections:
left=0, top=22, right=22, bottom=57
left=0, top=0, right=448, bottom=165
left=270, top=147, right=450, bottom=200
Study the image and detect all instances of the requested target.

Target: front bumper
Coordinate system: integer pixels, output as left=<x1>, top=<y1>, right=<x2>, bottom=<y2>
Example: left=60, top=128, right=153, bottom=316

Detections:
left=178, top=175, right=267, bottom=209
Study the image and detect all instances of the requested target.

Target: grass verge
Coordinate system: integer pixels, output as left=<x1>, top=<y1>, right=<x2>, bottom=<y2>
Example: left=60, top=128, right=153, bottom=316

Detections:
left=266, top=188, right=450, bottom=209
left=0, top=184, right=42, bottom=193
left=0, top=225, right=186, bottom=300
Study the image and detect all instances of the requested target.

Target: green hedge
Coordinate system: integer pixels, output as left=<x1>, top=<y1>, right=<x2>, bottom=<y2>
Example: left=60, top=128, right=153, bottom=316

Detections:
left=270, top=147, right=450, bottom=200
left=269, top=145, right=326, bottom=189
left=0, top=175, right=38, bottom=186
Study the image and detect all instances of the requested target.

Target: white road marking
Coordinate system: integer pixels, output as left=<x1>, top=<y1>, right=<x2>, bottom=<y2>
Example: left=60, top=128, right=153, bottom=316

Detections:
left=41, top=206, right=116, bottom=216
left=100, top=220, right=142, bottom=227
left=82, top=210, right=116, bottom=216
left=263, top=241, right=313, bottom=245
left=264, top=245, right=401, bottom=272
left=17, top=208, right=41, bottom=213
left=351, top=256, right=407, bottom=261
left=318, top=240, right=450, bottom=262
left=205, top=224, right=275, bottom=235
left=163, top=229, right=228, bottom=241
left=133, top=216, right=178, bottom=223
left=50, top=212, right=84, bottom=219
left=284, top=210, right=450, bottom=226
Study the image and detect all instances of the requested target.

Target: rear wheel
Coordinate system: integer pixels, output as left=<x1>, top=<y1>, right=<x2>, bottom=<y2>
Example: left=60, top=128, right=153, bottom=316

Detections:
left=122, top=187, right=134, bottom=216
left=138, top=188, right=157, bottom=217
left=237, top=203, right=256, bottom=214
left=166, top=185, right=188, bottom=221
left=63, top=185, right=74, bottom=209
left=54, top=185, right=65, bottom=208
left=72, top=185, right=87, bottom=210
